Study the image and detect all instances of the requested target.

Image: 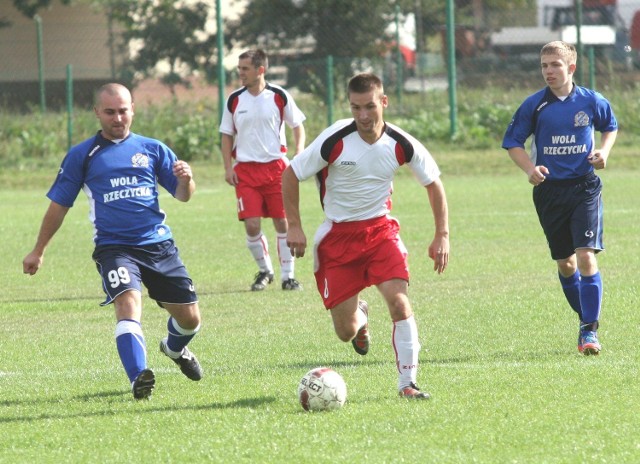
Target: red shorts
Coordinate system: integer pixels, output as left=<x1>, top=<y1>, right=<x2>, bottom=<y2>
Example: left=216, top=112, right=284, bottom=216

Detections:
left=313, top=215, right=409, bottom=309
left=234, top=158, right=288, bottom=220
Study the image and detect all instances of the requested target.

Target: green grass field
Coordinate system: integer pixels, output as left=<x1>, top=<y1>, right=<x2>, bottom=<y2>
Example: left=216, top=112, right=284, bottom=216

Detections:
left=1, top=151, right=639, bottom=463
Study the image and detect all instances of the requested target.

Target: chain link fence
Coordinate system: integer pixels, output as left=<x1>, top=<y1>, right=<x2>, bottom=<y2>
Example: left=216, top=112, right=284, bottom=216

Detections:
left=1, top=0, right=639, bottom=113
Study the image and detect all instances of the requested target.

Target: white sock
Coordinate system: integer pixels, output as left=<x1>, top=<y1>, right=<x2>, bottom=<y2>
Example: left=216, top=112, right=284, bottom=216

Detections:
left=355, top=304, right=368, bottom=330
left=247, top=232, right=273, bottom=273
left=277, top=232, right=294, bottom=280
left=392, top=316, right=420, bottom=390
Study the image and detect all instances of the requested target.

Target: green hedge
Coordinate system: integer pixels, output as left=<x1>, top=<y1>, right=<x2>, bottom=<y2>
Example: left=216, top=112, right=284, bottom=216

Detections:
left=2, top=86, right=638, bottom=171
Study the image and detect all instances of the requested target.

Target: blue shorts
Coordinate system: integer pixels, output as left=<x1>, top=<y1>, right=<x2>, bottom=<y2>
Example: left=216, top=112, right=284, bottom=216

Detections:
left=92, top=239, right=198, bottom=306
left=533, top=172, right=604, bottom=260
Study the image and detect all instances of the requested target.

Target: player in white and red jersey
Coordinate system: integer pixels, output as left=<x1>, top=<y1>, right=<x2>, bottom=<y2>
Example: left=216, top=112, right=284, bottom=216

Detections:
left=282, top=73, right=450, bottom=400
left=220, top=49, right=306, bottom=292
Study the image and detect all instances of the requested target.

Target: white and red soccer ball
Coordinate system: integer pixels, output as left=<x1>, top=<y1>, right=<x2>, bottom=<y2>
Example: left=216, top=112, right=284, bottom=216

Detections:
left=297, top=367, right=347, bottom=411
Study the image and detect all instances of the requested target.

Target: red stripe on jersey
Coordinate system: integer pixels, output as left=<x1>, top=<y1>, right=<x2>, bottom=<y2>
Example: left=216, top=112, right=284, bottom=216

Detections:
left=316, top=168, right=329, bottom=211
left=316, top=139, right=344, bottom=210
left=328, top=139, right=343, bottom=164
left=274, top=93, right=286, bottom=117
left=230, top=95, right=240, bottom=114
left=395, top=142, right=406, bottom=166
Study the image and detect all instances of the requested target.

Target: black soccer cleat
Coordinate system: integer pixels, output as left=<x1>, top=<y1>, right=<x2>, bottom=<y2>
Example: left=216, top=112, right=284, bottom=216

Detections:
left=132, top=368, right=155, bottom=400
left=160, top=339, right=203, bottom=381
left=282, top=278, right=303, bottom=291
left=251, top=271, right=274, bottom=291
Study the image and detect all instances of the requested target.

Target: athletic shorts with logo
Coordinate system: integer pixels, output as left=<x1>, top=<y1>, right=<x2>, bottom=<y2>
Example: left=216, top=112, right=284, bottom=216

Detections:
left=234, top=158, right=289, bottom=220
left=313, top=215, right=409, bottom=309
left=92, top=239, right=197, bottom=306
left=533, top=172, right=604, bottom=260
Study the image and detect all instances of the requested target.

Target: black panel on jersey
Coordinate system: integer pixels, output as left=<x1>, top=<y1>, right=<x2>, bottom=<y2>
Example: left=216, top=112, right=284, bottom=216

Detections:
left=226, top=87, right=248, bottom=113
left=265, top=83, right=288, bottom=107
left=384, top=124, right=414, bottom=164
left=531, top=87, right=561, bottom=134
left=82, top=131, right=115, bottom=181
left=320, top=121, right=358, bottom=162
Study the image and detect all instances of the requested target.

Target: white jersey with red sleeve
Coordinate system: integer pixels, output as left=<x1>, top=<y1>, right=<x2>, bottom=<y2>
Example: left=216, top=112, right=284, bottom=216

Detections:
left=290, top=119, right=441, bottom=223
left=219, top=83, right=306, bottom=163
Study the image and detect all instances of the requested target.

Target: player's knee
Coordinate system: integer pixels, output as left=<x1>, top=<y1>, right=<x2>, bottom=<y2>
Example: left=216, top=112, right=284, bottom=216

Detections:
left=166, top=304, right=201, bottom=330
left=388, top=298, right=412, bottom=321
left=334, top=325, right=357, bottom=343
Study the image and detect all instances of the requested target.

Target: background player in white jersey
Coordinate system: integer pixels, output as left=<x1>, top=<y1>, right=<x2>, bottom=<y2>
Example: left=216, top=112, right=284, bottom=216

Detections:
left=23, top=83, right=203, bottom=399
left=220, top=49, right=306, bottom=292
left=282, top=73, right=450, bottom=399
left=503, top=41, right=618, bottom=355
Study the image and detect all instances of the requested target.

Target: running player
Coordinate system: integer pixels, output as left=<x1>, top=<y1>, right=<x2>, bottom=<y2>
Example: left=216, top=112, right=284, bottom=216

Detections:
left=23, top=83, right=203, bottom=399
left=282, top=73, right=450, bottom=399
left=502, top=41, right=618, bottom=355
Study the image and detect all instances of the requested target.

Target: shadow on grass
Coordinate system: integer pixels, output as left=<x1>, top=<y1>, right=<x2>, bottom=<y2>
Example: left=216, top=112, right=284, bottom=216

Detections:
left=283, top=359, right=388, bottom=370
left=426, top=348, right=571, bottom=366
left=0, top=391, right=277, bottom=424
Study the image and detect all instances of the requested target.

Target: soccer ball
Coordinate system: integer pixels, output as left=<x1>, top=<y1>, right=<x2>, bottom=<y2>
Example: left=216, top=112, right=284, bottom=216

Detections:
left=297, top=367, right=347, bottom=412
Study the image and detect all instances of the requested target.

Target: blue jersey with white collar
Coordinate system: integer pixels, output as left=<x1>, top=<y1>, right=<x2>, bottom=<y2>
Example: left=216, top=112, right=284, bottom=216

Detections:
left=502, top=85, right=617, bottom=181
left=47, top=131, right=180, bottom=246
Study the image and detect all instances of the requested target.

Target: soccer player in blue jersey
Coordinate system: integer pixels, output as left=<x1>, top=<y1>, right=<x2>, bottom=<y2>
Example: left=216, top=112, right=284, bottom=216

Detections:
left=23, top=83, right=204, bottom=399
left=502, top=41, right=618, bottom=355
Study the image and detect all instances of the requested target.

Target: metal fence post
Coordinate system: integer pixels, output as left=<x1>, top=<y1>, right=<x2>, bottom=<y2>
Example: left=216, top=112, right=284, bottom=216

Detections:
left=326, top=54, right=334, bottom=126
left=395, top=5, right=403, bottom=106
left=216, top=0, right=226, bottom=127
left=445, top=0, right=457, bottom=137
left=576, top=0, right=584, bottom=85
left=588, top=46, right=596, bottom=90
left=35, top=15, right=46, bottom=113
left=67, top=64, right=73, bottom=151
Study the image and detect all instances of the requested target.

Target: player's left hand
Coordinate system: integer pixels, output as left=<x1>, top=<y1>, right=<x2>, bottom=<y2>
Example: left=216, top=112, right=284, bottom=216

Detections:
left=587, top=150, right=608, bottom=170
left=173, top=160, right=193, bottom=181
left=428, top=236, right=449, bottom=274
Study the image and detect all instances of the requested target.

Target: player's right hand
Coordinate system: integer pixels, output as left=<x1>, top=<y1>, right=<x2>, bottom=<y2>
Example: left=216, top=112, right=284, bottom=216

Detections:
left=527, top=165, right=549, bottom=186
left=23, top=252, right=43, bottom=275
left=224, top=167, right=238, bottom=186
left=286, top=227, right=307, bottom=258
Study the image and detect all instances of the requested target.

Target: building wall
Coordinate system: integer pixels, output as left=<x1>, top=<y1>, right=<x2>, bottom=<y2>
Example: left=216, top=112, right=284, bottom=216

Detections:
left=0, top=0, right=126, bottom=110
left=0, top=0, right=117, bottom=82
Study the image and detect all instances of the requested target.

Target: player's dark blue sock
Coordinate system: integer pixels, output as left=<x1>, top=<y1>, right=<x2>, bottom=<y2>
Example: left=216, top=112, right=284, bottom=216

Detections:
left=166, top=317, right=199, bottom=354
left=579, top=271, right=602, bottom=325
left=559, top=271, right=582, bottom=319
left=115, top=319, right=147, bottom=383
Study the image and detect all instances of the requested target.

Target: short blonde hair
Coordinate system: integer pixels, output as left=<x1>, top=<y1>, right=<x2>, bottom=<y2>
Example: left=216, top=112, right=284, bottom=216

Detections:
left=541, top=41, right=577, bottom=65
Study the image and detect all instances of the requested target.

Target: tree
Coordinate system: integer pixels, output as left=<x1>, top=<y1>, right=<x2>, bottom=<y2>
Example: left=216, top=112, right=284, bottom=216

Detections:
left=226, top=0, right=398, bottom=93
left=109, top=0, right=216, bottom=96
left=229, top=0, right=394, bottom=59
left=12, top=0, right=71, bottom=18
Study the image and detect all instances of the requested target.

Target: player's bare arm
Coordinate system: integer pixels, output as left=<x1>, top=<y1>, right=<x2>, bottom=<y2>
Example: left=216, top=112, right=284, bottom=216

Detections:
left=292, top=125, right=306, bottom=155
left=23, top=201, right=70, bottom=275
left=220, top=133, right=238, bottom=186
left=173, top=160, right=195, bottom=202
left=425, top=179, right=450, bottom=274
left=508, top=147, right=549, bottom=185
left=588, top=130, right=617, bottom=170
left=281, top=166, right=307, bottom=258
